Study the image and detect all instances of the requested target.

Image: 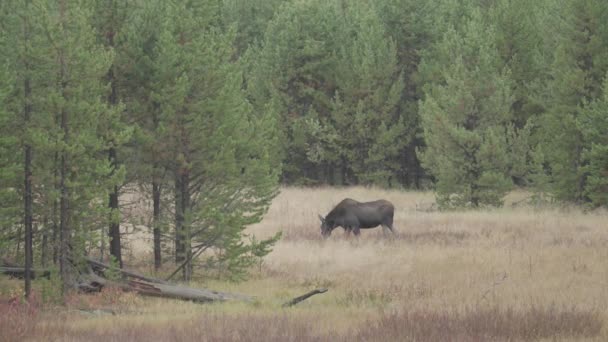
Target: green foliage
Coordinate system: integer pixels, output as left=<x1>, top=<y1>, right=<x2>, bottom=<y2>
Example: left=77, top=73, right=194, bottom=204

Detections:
left=3, top=0, right=608, bottom=293
left=37, top=268, right=63, bottom=306
left=120, top=0, right=282, bottom=281
left=250, top=0, right=341, bottom=184
left=220, top=0, right=284, bottom=55
left=577, top=74, right=608, bottom=207
left=534, top=0, right=608, bottom=204
left=489, top=0, right=545, bottom=127
left=249, top=232, right=282, bottom=274
left=250, top=0, right=412, bottom=186
left=418, top=9, right=518, bottom=208
left=331, top=3, right=407, bottom=186
left=0, top=34, right=19, bottom=249
left=103, top=255, right=123, bottom=282
left=208, top=232, right=282, bottom=282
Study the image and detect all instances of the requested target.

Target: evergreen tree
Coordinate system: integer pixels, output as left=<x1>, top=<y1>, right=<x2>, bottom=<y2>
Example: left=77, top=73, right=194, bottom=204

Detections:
left=92, top=0, right=135, bottom=268
left=252, top=0, right=414, bottom=187
left=489, top=0, right=545, bottom=128
left=418, top=9, right=518, bottom=208
left=19, top=0, right=35, bottom=299
left=375, top=0, right=435, bottom=187
left=330, top=3, right=407, bottom=186
left=143, top=0, right=281, bottom=281
left=1, top=0, right=56, bottom=295
left=220, top=0, right=285, bottom=56
left=0, top=23, right=20, bottom=255
left=120, top=0, right=171, bottom=271
left=251, top=0, right=342, bottom=184
left=535, top=0, right=608, bottom=203
left=38, top=0, right=117, bottom=292
left=577, top=74, right=608, bottom=207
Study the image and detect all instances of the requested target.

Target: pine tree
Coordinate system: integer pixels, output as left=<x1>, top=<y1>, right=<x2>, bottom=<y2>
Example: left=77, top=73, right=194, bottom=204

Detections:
left=0, top=20, right=20, bottom=255
left=220, top=0, right=284, bottom=56
left=375, top=0, right=435, bottom=187
left=91, top=0, right=135, bottom=268
left=38, top=0, right=116, bottom=292
left=139, top=0, right=281, bottom=281
left=20, top=0, right=35, bottom=299
left=330, top=3, right=407, bottom=186
left=250, top=0, right=342, bottom=184
left=489, top=0, right=545, bottom=128
left=1, top=0, right=55, bottom=297
left=251, top=0, right=415, bottom=187
left=577, top=74, right=608, bottom=207
left=418, top=9, right=517, bottom=208
left=536, top=0, right=608, bottom=203
left=120, top=0, right=171, bottom=271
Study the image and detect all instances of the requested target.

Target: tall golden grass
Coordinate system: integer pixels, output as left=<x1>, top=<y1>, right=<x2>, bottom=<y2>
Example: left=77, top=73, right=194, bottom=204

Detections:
left=6, top=186, right=608, bottom=341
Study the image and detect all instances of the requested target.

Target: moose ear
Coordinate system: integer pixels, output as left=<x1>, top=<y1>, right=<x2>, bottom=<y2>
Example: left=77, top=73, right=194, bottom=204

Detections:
left=318, top=214, right=325, bottom=223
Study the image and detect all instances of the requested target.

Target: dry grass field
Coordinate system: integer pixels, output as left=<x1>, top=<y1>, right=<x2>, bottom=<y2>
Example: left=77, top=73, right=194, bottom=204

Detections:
left=3, top=187, right=608, bottom=341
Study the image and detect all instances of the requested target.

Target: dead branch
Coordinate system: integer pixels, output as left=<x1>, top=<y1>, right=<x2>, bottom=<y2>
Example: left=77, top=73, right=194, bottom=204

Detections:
left=83, top=272, right=252, bottom=303
left=480, top=272, right=508, bottom=301
left=84, top=257, right=169, bottom=285
left=282, top=288, right=328, bottom=307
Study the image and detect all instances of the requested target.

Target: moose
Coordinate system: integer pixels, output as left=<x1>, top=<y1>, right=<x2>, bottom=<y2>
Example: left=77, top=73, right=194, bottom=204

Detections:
left=318, top=198, right=396, bottom=238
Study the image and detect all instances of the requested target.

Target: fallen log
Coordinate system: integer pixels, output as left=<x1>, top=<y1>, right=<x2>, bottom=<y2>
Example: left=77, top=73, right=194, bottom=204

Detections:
left=0, top=266, right=51, bottom=280
left=84, top=273, right=252, bottom=303
left=3, top=258, right=254, bottom=304
left=84, top=257, right=169, bottom=285
left=282, top=288, right=328, bottom=307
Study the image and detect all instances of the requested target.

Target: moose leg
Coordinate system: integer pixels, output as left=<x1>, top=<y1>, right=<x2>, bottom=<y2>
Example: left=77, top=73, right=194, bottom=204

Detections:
left=352, top=226, right=361, bottom=237
left=382, top=224, right=396, bottom=239
left=382, top=224, right=390, bottom=237
left=344, top=227, right=352, bottom=238
left=385, top=216, right=396, bottom=235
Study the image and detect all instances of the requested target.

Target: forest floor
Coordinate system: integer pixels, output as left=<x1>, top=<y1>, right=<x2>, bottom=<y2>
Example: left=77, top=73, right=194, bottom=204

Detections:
left=2, top=187, right=608, bottom=341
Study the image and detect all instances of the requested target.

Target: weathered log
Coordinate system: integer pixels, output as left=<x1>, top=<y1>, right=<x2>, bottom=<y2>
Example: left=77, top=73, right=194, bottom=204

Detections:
left=3, top=258, right=254, bottom=304
left=282, top=288, right=328, bottom=307
left=84, top=257, right=169, bottom=285
left=77, top=308, right=116, bottom=316
left=83, top=273, right=253, bottom=303
left=0, top=266, right=51, bottom=280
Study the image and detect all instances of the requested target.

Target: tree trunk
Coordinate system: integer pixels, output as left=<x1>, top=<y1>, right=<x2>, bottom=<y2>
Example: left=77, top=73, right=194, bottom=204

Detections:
left=15, top=226, right=22, bottom=264
left=106, top=26, right=122, bottom=268
left=174, top=172, right=185, bottom=264
left=58, top=0, right=72, bottom=295
left=59, top=116, right=70, bottom=293
left=52, top=151, right=59, bottom=265
left=108, top=148, right=122, bottom=268
left=22, top=0, right=34, bottom=299
left=41, top=223, right=48, bottom=267
left=152, top=180, right=162, bottom=270
left=23, top=34, right=33, bottom=300
left=181, top=171, right=191, bottom=282
left=174, top=126, right=191, bottom=281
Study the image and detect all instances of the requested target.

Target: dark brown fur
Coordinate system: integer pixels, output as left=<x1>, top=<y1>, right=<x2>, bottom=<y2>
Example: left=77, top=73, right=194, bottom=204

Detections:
left=318, top=198, right=395, bottom=237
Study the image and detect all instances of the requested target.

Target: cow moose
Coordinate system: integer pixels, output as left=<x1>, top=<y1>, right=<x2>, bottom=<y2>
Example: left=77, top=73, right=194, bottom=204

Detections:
left=318, top=198, right=396, bottom=238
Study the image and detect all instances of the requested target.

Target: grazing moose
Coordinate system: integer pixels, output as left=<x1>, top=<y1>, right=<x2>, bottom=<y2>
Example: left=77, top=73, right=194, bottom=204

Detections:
left=318, top=198, right=396, bottom=238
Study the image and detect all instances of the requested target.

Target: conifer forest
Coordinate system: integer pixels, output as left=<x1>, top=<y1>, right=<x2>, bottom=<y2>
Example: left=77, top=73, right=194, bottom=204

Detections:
left=1, top=1, right=608, bottom=340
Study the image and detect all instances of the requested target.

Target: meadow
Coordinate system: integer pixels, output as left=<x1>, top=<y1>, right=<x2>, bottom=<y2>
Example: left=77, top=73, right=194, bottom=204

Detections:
left=2, top=187, right=608, bottom=341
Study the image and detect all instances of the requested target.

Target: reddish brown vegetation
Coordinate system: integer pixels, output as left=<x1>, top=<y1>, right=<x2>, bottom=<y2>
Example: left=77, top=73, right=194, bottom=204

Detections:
left=355, top=305, right=603, bottom=342
left=11, top=303, right=601, bottom=342
left=0, top=294, right=40, bottom=342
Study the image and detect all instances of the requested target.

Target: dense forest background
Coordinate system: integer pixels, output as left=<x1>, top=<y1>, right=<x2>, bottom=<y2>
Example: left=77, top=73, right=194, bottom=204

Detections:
left=1, top=0, right=607, bottom=292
